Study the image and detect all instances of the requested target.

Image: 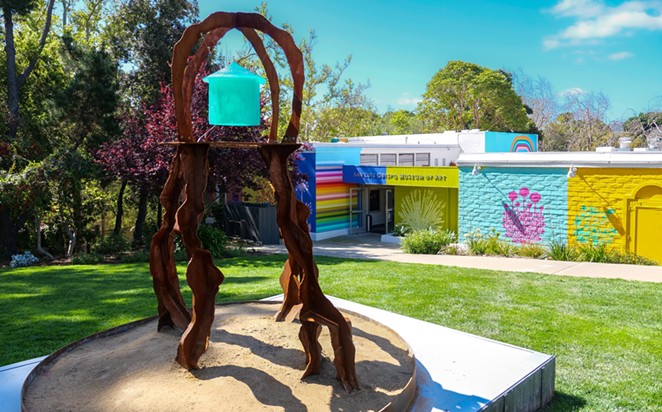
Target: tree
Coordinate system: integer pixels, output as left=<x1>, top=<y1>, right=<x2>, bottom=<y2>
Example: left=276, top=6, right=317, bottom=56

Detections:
left=512, top=69, right=559, bottom=132
left=313, top=106, right=382, bottom=140
left=108, top=0, right=199, bottom=105
left=562, top=90, right=613, bottom=150
left=104, top=0, right=199, bottom=246
left=417, top=61, right=534, bottom=133
left=96, top=67, right=266, bottom=247
left=382, top=110, right=424, bottom=135
left=535, top=89, right=615, bottom=152
left=0, top=160, right=51, bottom=257
left=2, top=0, right=56, bottom=140
left=623, top=111, right=662, bottom=149
left=1, top=0, right=57, bottom=256
left=46, top=41, right=121, bottom=254
left=541, top=112, right=573, bottom=151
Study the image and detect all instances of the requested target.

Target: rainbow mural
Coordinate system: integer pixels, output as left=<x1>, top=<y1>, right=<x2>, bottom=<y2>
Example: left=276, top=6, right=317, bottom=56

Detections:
left=485, top=132, right=538, bottom=153
left=510, top=135, right=536, bottom=152
left=315, top=164, right=357, bottom=232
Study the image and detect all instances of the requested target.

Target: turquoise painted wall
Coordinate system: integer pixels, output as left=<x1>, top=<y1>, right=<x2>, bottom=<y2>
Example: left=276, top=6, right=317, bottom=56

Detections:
left=315, top=146, right=361, bottom=165
left=459, top=167, right=567, bottom=244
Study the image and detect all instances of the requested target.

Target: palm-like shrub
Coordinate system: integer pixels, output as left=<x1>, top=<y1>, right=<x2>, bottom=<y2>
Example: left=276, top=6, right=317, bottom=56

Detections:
left=399, top=190, right=446, bottom=232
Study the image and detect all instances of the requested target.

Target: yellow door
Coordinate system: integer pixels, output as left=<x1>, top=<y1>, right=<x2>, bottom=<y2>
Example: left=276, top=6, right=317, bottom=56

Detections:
left=630, top=202, right=662, bottom=263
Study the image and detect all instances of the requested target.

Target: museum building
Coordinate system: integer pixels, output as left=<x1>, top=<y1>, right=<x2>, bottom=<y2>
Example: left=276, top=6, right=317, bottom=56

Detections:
left=295, top=131, right=662, bottom=263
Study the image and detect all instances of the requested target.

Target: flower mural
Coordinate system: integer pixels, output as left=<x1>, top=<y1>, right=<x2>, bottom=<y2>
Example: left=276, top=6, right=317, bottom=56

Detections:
left=574, top=205, right=618, bottom=245
left=502, top=187, right=545, bottom=243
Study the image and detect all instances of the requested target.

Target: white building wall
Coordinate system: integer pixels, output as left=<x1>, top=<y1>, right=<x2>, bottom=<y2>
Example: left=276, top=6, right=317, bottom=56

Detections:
left=457, top=130, right=486, bottom=153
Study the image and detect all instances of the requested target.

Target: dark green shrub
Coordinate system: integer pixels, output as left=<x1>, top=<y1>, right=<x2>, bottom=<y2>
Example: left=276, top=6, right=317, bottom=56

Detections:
left=198, top=225, right=230, bottom=258
left=392, top=224, right=411, bottom=237
left=546, top=239, right=578, bottom=261
left=577, top=242, right=658, bottom=265
left=465, top=228, right=510, bottom=256
left=94, top=233, right=130, bottom=255
left=402, top=229, right=456, bottom=254
left=615, top=253, right=658, bottom=266
left=72, top=252, right=103, bottom=265
left=494, top=240, right=518, bottom=257
left=118, top=251, right=151, bottom=263
left=464, top=229, right=488, bottom=255
left=577, top=243, right=614, bottom=263
left=518, top=243, right=547, bottom=258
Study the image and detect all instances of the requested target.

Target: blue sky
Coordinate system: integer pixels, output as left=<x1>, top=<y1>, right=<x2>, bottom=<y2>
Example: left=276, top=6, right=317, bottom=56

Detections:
left=198, top=0, right=662, bottom=122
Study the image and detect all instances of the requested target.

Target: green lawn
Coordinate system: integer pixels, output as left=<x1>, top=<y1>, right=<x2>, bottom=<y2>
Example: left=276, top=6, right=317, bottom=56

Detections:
left=1, top=254, right=660, bottom=411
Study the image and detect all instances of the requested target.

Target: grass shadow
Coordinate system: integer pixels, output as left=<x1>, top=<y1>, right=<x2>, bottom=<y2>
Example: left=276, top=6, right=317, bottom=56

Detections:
left=542, top=391, right=587, bottom=411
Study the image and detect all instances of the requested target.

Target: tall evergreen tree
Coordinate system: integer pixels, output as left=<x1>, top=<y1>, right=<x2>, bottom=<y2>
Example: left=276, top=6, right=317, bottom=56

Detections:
left=417, top=61, right=534, bottom=133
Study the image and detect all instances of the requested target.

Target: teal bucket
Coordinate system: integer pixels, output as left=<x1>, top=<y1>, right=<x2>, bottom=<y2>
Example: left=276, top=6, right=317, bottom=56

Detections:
left=203, top=63, right=266, bottom=126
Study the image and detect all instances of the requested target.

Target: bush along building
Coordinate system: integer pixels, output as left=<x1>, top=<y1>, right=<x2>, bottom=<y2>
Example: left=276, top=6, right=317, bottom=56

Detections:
left=295, top=131, right=662, bottom=264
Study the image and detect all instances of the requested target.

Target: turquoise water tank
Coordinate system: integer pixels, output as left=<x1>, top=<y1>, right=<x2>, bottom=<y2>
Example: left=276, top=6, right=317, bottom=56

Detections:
left=203, top=63, right=266, bottom=126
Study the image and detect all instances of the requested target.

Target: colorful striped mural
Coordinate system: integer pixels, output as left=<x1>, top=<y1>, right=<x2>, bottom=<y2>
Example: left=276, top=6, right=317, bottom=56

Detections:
left=315, top=165, right=357, bottom=232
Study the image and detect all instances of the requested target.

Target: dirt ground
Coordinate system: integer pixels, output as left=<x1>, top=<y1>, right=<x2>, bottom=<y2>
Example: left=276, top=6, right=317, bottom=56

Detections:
left=23, top=302, right=416, bottom=411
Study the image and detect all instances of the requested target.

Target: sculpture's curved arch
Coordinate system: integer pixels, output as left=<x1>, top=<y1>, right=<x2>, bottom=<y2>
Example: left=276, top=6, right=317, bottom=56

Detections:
left=171, top=12, right=303, bottom=143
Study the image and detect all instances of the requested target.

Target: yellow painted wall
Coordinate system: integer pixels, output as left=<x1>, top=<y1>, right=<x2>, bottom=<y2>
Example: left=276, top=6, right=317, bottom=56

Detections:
left=394, top=187, right=458, bottom=233
left=386, top=166, right=459, bottom=188
left=568, top=168, right=662, bottom=258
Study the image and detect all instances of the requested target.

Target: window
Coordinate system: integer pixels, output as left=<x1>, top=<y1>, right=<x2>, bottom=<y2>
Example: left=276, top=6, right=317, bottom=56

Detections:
left=379, top=153, right=396, bottom=166
left=415, top=153, right=430, bottom=166
left=360, top=153, right=378, bottom=165
left=398, top=153, right=414, bottom=166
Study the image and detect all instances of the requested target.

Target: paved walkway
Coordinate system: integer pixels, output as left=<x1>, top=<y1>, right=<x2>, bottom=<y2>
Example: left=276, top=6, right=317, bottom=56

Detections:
left=253, top=233, right=662, bottom=283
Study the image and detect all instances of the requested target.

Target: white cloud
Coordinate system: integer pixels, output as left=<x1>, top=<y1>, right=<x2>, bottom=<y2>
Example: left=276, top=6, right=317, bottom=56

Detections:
left=396, top=95, right=422, bottom=106
left=550, top=0, right=606, bottom=17
left=607, top=51, right=634, bottom=59
left=560, top=87, right=587, bottom=96
left=544, top=1, right=662, bottom=49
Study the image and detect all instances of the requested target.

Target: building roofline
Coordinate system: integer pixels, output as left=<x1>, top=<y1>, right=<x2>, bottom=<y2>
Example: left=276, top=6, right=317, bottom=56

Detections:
left=457, top=151, right=662, bottom=168
left=311, top=142, right=460, bottom=149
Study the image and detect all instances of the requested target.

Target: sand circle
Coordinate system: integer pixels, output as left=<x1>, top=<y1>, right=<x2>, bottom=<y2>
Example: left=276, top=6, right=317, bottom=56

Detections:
left=23, top=302, right=416, bottom=411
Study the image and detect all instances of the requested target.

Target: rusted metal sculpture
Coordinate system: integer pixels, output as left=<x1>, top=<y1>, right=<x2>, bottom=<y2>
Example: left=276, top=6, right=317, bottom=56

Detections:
left=149, top=12, right=359, bottom=391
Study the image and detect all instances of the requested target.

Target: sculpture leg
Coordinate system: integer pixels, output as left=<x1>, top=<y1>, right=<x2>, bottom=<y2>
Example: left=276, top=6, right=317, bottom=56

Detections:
left=174, top=144, right=224, bottom=369
left=260, top=144, right=359, bottom=391
left=274, top=258, right=302, bottom=322
left=176, top=249, right=223, bottom=369
left=275, top=198, right=311, bottom=322
left=149, top=147, right=191, bottom=331
left=298, top=320, right=322, bottom=377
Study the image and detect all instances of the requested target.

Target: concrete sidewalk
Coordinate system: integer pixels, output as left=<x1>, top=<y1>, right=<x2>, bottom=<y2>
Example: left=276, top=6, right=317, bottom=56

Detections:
left=252, top=233, right=662, bottom=283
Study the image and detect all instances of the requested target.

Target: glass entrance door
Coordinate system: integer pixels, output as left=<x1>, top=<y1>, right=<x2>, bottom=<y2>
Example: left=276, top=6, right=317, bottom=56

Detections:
left=349, top=187, right=363, bottom=235
left=384, top=189, right=394, bottom=234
